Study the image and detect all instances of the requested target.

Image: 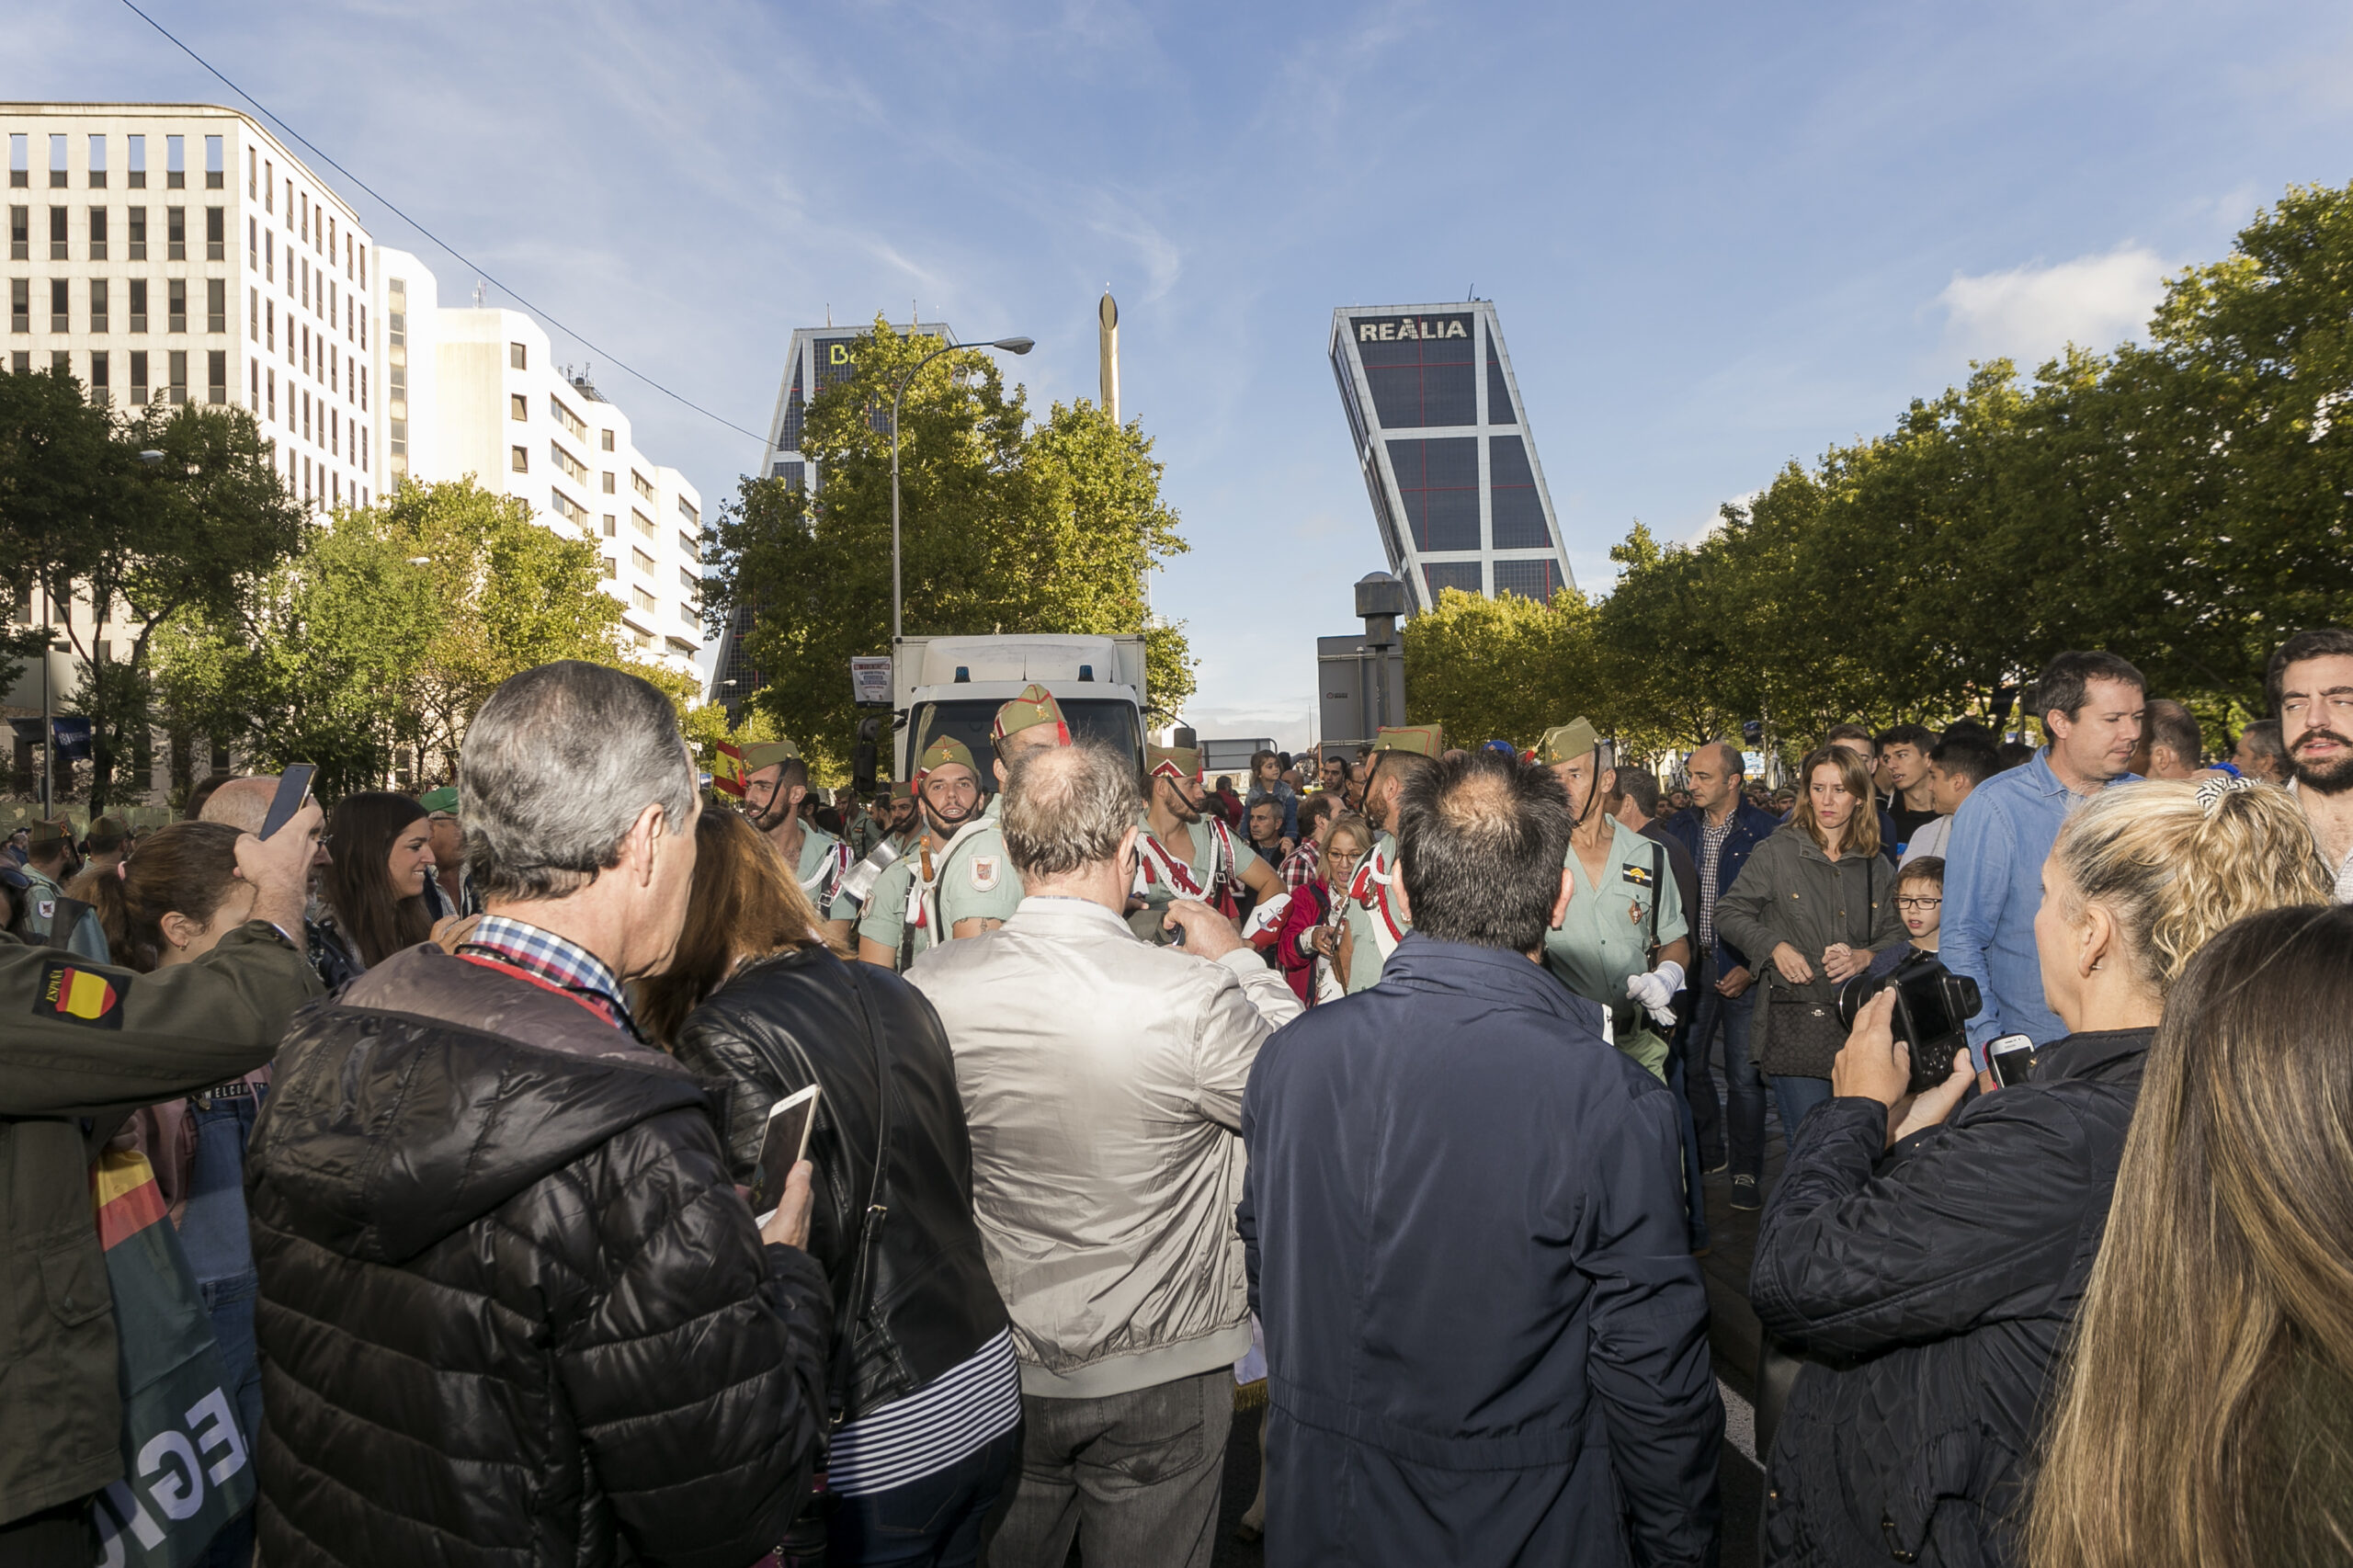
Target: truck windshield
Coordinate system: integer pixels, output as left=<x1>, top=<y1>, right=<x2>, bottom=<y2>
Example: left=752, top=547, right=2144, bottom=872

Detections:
left=911, top=699, right=1144, bottom=792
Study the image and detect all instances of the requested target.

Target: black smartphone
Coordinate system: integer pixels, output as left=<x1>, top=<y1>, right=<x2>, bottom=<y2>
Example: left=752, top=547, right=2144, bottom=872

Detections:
left=1987, top=1034, right=2039, bottom=1088
left=260, top=764, right=317, bottom=840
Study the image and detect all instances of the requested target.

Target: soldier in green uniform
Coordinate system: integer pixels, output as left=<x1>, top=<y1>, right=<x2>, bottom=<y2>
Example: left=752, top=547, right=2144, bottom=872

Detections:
left=857, top=737, right=1015, bottom=970
left=0, top=801, right=323, bottom=1563
left=1336, top=724, right=1443, bottom=993
left=1535, top=718, right=1690, bottom=1080
left=1135, top=744, right=1285, bottom=921
left=740, top=738, right=858, bottom=946
left=22, top=819, right=108, bottom=961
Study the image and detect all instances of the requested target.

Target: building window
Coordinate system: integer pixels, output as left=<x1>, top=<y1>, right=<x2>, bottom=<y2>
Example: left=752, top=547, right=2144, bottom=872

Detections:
left=49, top=278, right=68, bottom=333
left=632, top=585, right=657, bottom=613
left=599, top=428, right=614, bottom=452
left=206, top=206, right=224, bottom=261
left=48, top=205, right=65, bottom=259
left=168, top=349, right=188, bottom=403
left=51, top=350, right=68, bottom=378
left=127, top=135, right=145, bottom=188
left=248, top=286, right=257, bottom=340
left=246, top=215, right=256, bottom=267
left=551, top=489, right=587, bottom=527
left=87, top=135, right=106, bottom=187
left=301, top=390, right=310, bottom=439
left=631, top=470, right=654, bottom=502
left=166, top=205, right=186, bottom=260
left=246, top=145, right=256, bottom=197
left=1358, top=313, right=1478, bottom=429
left=130, top=279, right=147, bottom=333
left=601, top=472, right=615, bottom=494
left=49, top=134, right=66, bottom=188
left=1385, top=437, right=1481, bottom=551
left=678, top=566, right=699, bottom=594
left=550, top=395, right=586, bottom=440
left=263, top=227, right=271, bottom=280
left=676, top=495, right=699, bottom=528
left=205, top=136, right=223, bottom=189
left=208, top=349, right=226, bottom=404
left=89, top=350, right=108, bottom=404
left=1488, top=436, right=1549, bottom=550
left=265, top=366, right=274, bottom=419
left=1491, top=559, right=1563, bottom=602
left=509, top=393, right=528, bottom=422
left=167, top=279, right=187, bottom=333
left=551, top=443, right=588, bottom=485
left=9, top=278, right=27, bottom=334
left=508, top=341, right=527, bottom=369
left=678, top=530, right=699, bottom=562
left=165, top=135, right=185, bottom=189
left=7, top=133, right=25, bottom=187
left=87, top=205, right=107, bottom=259
left=89, top=278, right=107, bottom=334
left=601, top=514, right=617, bottom=538
left=600, top=555, right=617, bottom=580
left=510, top=445, right=529, bottom=473
left=8, top=351, right=27, bottom=373
left=127, top=206, right=145, bottom=259
left=249, top=357, right=257, bottom=407
left=207, top=278, right=226, bottom=334
left=1422, top=561, right=1483, bottom=598
left=632, top=510, right=655, bottom=539
left=7, top=204, right=23, bottom=260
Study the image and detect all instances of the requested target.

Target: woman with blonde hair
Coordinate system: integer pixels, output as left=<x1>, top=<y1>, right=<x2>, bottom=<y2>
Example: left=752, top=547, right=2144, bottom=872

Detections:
left=639, top=807, right=1017, bottom=1567
left=2029, top=902, right=2353, bottom=1568
left=1747, top=778, right=2329, bottom=1568
left=1274, top=811, right=1370, bottom=1005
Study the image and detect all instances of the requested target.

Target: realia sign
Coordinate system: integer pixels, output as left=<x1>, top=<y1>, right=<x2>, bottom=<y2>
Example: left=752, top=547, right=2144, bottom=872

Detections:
left=1353, top=314, right=1472, bottom=344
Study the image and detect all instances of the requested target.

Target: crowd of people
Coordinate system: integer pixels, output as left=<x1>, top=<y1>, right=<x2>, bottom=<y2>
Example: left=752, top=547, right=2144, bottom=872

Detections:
left=3, top=629, right=2350, bottom=1568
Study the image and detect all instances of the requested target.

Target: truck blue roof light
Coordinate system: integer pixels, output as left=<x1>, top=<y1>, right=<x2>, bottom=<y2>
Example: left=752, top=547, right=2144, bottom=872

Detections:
left=1078, top=665, right=1094, bottom=682
left=954, top=666, right=970, bottom=682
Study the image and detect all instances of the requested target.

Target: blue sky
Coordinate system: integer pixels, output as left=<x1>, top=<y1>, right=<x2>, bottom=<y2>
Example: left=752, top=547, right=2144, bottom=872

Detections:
left=21, top=1, right=2353, bottom=749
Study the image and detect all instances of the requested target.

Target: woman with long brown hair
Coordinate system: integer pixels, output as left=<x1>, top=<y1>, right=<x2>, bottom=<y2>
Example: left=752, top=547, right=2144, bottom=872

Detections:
left=1748, top=778, right=2330, bottom=1568
left=2029, top=903, right=2353, bottom=1568
left=641, top=808, right=1017, bottom=1568
left=314, top=791, right=437, bottom=974
left=1716, top=744, right=1904, bottom=1174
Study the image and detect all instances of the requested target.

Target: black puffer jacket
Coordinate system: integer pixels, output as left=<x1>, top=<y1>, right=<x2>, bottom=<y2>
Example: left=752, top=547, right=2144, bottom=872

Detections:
left=247, top=945, right=832, bottom=1568
left=673, top=944, right=1007, bottom=1424
left=1748, top=1028, right=2152, bottom=1567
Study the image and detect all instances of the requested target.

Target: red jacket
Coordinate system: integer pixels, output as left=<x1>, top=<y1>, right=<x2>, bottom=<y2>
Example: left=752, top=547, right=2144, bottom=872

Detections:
left=1273, top=880, right=1334, bottom=1006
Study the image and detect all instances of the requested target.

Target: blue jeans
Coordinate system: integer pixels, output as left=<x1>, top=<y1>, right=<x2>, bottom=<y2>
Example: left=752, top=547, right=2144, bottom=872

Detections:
left=179, top=1088, right=265, bottom=1568
left=1687, top=958, right=1765, bottom=1180
left=1769, top=1074, right=1836, bottom=1149
left=825, top=1424, right=1022, bottom=1567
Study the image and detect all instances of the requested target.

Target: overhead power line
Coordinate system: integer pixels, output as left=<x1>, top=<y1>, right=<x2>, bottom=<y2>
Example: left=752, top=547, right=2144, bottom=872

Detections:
left=117, top=0, right=771, bottom=448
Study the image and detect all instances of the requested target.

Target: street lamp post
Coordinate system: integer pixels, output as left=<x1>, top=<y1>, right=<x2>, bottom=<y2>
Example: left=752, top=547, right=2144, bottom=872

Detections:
left=890, top=335, right=1033, bottom=645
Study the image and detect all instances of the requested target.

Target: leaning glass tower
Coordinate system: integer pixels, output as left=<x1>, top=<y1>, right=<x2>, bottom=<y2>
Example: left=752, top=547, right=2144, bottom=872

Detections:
left=1328, top=301, right=1574, bottom=611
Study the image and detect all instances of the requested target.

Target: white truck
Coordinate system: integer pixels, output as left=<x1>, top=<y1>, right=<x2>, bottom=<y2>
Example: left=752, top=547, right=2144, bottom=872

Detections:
left=874, top=633, right=1149, bottom=792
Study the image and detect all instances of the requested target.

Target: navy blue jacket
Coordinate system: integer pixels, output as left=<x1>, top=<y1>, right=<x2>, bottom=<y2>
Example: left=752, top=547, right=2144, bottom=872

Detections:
left=1240, top=934, right=1722, bottom=1567
left=1662, top=799, right=1783, bottom=972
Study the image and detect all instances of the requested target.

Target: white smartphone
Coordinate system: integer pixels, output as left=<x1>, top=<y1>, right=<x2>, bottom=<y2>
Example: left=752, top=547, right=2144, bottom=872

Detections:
left=749, top=1084, right=821, bottom=1227
left=1986, top=1034, right=2038, bottom=1089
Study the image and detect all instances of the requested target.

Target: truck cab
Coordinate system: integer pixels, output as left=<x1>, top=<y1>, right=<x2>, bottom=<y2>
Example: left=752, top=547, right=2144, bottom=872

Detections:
left=891, top=634, right=1148, bottom=792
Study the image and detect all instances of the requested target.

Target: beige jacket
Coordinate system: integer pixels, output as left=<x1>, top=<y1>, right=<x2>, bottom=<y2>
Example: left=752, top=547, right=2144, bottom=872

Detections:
left=908, top=895, right=1302, bottom=1397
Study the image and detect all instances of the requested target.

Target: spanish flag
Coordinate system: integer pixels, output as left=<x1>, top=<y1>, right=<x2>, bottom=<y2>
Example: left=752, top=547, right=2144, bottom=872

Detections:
left=711, top=741, right=748, bottom=799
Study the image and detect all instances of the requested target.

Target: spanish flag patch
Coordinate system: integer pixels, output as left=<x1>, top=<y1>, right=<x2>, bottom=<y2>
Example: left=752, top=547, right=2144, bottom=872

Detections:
left=34, top=957, right=126, bottom=1028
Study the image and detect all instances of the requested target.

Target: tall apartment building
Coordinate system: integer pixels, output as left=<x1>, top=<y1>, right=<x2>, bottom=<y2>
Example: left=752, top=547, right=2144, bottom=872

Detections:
left=6, top=102, right=379, bottom=515
left=376, top=254, right=704, bottom=669
left=710, top=319, right=953, bottom=707
left=1328, top=301, right=1574, bottom=612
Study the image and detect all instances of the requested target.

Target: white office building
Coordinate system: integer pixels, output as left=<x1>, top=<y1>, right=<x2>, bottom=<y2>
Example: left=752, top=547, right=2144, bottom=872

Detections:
left=376, top=254, right=706, bottom=670
left=1328, top=301, right=1574, bottom=611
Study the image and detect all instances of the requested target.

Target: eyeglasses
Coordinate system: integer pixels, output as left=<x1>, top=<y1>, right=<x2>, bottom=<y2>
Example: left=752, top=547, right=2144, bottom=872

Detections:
left=1896, top=896, right=1942, bottom=911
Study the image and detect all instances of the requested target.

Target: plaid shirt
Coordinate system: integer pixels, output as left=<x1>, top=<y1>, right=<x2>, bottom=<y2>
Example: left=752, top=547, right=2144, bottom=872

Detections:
left=459, top=915, right=640, bottom=1038
left=1697, top=812, right=1735, bottom=953
left=1279, top=837, right=1321, bottom=890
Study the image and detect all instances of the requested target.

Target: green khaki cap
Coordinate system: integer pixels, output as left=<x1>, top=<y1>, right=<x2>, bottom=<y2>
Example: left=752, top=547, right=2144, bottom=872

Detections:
left=27, top=818, right=72, bottom=847
left=417, top=786, right=460, bottom=815
left=917, top=736, right=978, bottom=778
left=741, top=739, right=802, bottom=772
left=887, top=779, right=915, bottom=802
left=1371, top=723, right=1445, bottom=757
left=1146, top=744, right=1202, bottom=782
left=1535, top=718, right=1601, bottom=765
left=993, top=683, right=1070, bottom=746
left=89, top=814, right=132, bottom=840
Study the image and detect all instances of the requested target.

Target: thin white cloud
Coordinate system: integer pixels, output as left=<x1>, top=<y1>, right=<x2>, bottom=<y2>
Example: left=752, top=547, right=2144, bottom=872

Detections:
left=1936, top=246, right=2172, bottom=364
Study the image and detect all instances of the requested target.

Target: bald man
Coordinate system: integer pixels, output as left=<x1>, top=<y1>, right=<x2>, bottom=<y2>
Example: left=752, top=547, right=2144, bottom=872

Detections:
left=199, top=776, right=280, bottom=835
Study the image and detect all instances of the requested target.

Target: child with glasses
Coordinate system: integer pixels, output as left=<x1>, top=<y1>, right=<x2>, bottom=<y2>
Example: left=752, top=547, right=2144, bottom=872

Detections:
left=1868, top=856, right=1945, bottom=977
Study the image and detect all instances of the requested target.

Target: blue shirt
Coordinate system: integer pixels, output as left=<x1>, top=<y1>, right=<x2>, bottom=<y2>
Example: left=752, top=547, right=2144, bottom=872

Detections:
left=1940, top=748, right=2138, bottom=1058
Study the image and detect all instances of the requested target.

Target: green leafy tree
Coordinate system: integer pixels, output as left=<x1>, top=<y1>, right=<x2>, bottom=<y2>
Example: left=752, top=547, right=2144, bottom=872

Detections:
left=1403, top=584, right=1602, bottom=747
left=706, top=320, right=1194, bottom=779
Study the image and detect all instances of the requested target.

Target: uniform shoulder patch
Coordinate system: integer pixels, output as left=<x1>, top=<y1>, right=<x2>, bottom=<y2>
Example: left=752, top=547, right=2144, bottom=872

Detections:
left=34, top=957, right=127, bottom=1028
left=1620, top=862, right=1655, bottom=888
left=969, top=855, right=1000, bottom=892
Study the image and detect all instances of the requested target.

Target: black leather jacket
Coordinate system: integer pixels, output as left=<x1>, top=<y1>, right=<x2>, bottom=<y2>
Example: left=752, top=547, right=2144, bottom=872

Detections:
left=675, top=945, right=1008, bottom=1423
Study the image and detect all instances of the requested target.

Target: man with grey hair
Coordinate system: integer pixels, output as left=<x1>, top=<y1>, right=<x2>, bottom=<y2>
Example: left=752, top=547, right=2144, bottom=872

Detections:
left=909, top=741, right=1301, bottom=1568
left=246, top=662, right=835, bottom=1567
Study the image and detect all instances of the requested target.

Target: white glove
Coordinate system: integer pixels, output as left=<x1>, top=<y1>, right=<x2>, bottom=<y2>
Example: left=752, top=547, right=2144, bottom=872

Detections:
left=1626, top=960, right=1686, bottom=1030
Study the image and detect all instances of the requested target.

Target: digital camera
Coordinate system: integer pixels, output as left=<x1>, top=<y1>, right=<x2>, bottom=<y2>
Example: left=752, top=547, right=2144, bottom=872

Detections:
left=1836, top=951, right=1983, bottom=1095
